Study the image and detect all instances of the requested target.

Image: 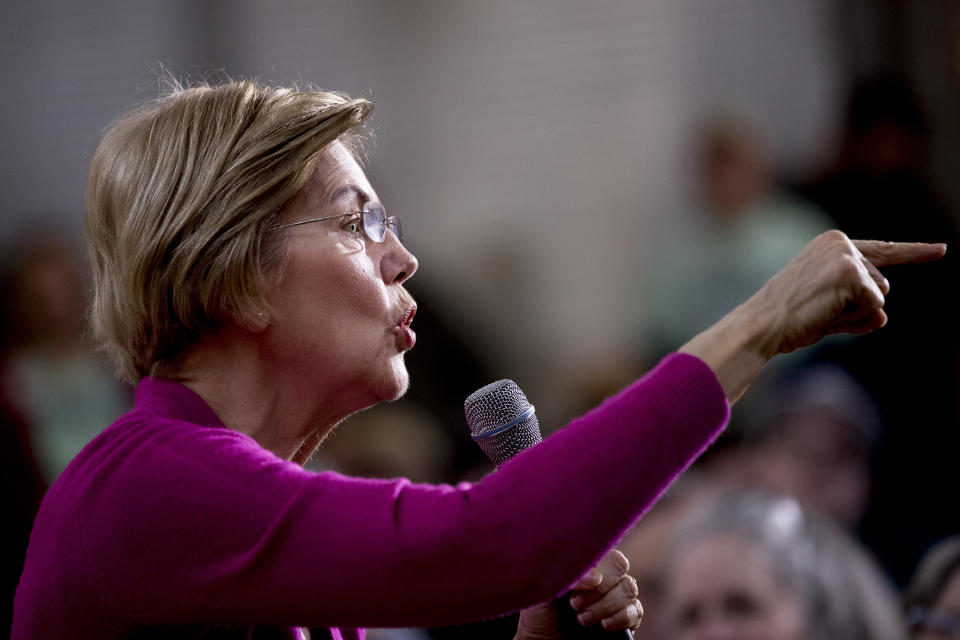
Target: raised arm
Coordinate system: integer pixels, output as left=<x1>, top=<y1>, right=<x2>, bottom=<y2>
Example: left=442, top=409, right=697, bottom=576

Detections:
left=680, top=230, right=946, bottom=403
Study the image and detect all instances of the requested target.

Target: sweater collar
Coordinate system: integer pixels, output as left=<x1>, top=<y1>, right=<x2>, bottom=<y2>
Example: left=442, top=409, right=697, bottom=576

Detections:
left=134, top=377, right=225, bottom=428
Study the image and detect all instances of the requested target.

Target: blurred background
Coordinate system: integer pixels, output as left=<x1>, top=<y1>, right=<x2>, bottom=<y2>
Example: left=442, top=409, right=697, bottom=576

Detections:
left=3, top=1, right=960, bottom=637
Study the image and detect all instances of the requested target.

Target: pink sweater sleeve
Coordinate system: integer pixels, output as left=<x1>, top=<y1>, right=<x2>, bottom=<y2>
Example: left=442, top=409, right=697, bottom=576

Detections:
left=80, top=353, right=728, bottom=629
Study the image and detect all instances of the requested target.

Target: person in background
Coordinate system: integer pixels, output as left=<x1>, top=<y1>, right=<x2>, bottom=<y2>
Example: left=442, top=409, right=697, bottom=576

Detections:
left=903, top=536, right=960, bottom=639
left=619, top=365, right=883, bottom=639
left=0, top=262, right=46, bottom=640
left=798, top=74, right=960, bottom=582
left=2, top=235, right=128, bottom=483
left=616, top=475, right=712, bottom=640
left=641, top=110, right=832, bottom=361
left=13, top=77, right=944, bottom=639
left=723, top=363, right=881, bottom=531
left=659, top=490, right=906, bottom=640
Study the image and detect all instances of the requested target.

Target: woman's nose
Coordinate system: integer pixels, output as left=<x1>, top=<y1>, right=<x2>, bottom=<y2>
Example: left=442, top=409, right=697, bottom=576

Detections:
left=380, top=230, right=418, bottom=285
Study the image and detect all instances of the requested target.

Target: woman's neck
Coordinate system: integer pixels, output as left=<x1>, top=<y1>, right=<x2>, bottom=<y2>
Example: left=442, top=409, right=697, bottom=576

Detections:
left=171, top=327, right=352, bottom=464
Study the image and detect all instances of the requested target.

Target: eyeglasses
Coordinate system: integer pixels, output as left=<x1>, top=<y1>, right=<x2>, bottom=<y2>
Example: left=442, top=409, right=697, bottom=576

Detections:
left=276, top=202, right=402, bottom=243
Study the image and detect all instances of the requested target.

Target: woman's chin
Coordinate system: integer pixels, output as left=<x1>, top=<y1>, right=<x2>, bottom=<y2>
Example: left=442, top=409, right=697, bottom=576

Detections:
left=375, top=360, right=410, bottom=403
left=388, top=371, right=411, bottom=401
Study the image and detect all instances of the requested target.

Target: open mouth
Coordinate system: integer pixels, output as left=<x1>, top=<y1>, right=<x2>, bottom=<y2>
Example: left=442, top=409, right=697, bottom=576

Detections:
left=399, top=305, right=417, bottom=328
left=396, top=305, right=417, bottom=349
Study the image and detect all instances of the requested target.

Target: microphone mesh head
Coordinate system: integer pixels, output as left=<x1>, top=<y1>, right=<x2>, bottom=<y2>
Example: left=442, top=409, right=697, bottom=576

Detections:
left=464, top=379, right=542, bottom=467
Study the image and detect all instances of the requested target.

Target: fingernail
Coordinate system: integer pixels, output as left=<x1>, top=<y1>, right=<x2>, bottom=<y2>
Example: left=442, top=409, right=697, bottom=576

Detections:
left=577, top=611, right=596, bottom=626
left=584, top=569, right=603, bottom=586
left=570, top=595, right=586, bottom=611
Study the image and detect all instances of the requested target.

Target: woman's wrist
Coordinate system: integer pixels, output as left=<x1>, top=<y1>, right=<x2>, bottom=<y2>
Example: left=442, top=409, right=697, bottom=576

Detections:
left=678, top=294, right=782, bottom=404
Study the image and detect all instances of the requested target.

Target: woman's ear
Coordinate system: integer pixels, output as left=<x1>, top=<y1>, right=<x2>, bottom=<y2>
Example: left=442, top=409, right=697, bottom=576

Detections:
left=238, top=309, right=270, bottom=334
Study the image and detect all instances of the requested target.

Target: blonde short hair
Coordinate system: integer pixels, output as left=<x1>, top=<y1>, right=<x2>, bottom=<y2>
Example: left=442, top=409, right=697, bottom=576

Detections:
left=85, top=78, right=372, bottom=383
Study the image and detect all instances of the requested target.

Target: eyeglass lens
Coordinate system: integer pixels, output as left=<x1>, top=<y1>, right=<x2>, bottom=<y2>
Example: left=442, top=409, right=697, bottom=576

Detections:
left=363, top=204, right=402, bottom=243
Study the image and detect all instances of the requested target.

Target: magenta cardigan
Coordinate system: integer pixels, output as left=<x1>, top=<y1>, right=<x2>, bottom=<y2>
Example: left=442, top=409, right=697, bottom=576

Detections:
left=13, top=353, right=729, bottom=639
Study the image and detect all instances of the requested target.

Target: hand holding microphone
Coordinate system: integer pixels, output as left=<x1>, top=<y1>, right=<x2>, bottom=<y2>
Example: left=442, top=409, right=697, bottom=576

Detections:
left=465, top=381, right=640, bottom=638
left=515, top=550, right=642, bottom=639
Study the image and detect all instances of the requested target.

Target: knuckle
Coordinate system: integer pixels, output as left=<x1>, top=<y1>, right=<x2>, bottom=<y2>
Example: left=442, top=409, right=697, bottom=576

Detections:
left=821, top=229, right=849, bottom=244
left=625, top=576, right=639, bottom=598
left=610, top=549, right=629, bottom=575
left=835, top=254, right=862, bottom=279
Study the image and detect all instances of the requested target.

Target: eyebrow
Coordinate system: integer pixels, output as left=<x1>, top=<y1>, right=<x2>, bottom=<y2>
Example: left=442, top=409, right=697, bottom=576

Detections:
left=327, top=185, right=368, bottom=208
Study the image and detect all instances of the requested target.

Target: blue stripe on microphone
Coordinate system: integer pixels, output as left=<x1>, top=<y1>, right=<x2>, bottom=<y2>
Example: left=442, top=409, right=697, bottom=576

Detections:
left=470, top=406, right=536, bottom=441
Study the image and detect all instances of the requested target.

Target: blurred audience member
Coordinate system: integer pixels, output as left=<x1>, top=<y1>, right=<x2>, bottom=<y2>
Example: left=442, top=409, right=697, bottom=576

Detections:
left=1, top=234, right=128, bottom=483
left=798, top=73, right=960, bottom=583
left=0, top=264, right=46, bottom=638
left=903, top=536, right=960, bottom=639
left=800, top=73, right=954, bottom=244
left=659, top=490, right=905, bottom=640
left=618, top=475, right=712, bottom=640
left=642, top=110, right=832, bottom=359
left=731, top=364, right=880, bottom=530
left=620, top=366, right=880, bottom=638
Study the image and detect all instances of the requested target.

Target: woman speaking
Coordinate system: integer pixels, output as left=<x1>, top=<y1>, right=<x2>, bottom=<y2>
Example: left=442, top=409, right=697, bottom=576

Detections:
left=13, top=79, right=944, bottom=639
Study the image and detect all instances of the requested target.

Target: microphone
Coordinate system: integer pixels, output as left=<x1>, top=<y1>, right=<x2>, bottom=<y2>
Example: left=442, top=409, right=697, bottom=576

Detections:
left=464, top=380, right=633, bottom=639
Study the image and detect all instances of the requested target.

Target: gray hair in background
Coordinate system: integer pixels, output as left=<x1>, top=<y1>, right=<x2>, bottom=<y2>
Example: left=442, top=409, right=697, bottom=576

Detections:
left=661, top=490, right=905, bottom=640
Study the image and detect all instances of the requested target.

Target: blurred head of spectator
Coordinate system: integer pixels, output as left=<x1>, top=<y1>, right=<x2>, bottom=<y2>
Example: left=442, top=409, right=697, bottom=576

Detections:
left=842, top=74, right=927, bottom=177
left=7, top=234, right=88, bottom=352
left=659, top=490, right=904, bottom=640
left=737, top=364, right=880, bottom=530
left=617, top=475, right=712, bottom=640
left=904, top=536, right=960, bottom=639
left=697, top=111, right=769, bottom=222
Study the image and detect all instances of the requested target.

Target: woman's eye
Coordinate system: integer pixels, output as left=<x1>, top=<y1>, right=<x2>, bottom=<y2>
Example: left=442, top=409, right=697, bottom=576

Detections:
left=342, top=216, right=363, bottom=235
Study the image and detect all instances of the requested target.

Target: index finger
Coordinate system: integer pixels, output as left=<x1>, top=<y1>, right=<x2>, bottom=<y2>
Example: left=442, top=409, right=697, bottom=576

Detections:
left=853, top=240, right=947, bottom=267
